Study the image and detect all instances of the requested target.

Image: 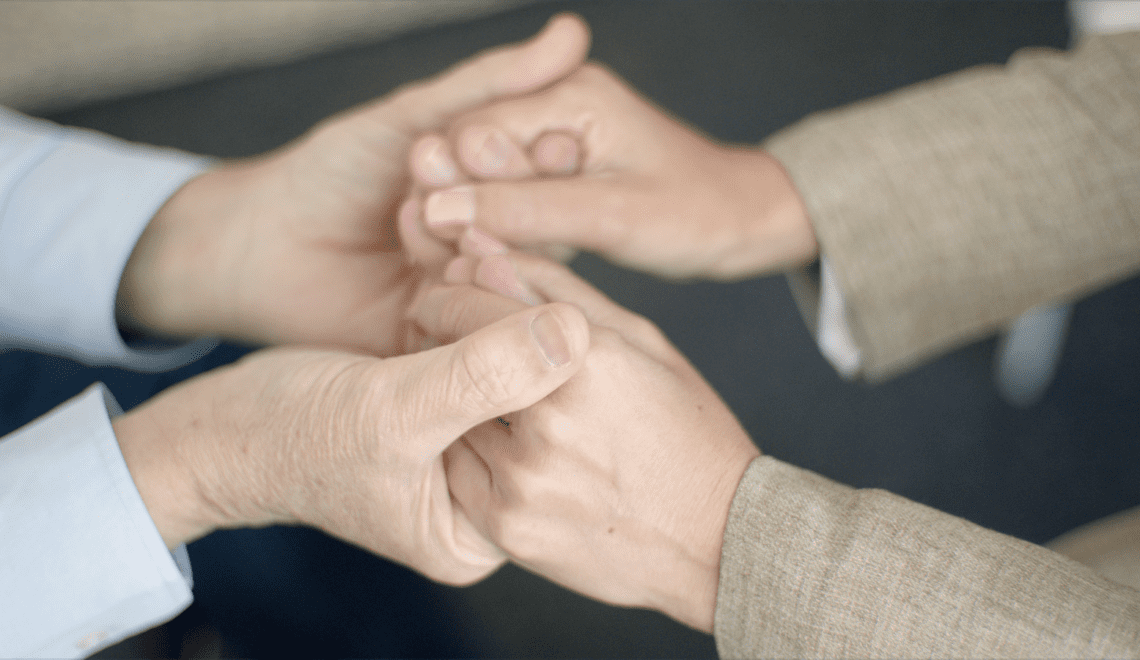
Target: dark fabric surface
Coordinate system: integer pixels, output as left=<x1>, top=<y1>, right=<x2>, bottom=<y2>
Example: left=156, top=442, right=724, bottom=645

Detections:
left=14, top=2, right=1138, bottom=658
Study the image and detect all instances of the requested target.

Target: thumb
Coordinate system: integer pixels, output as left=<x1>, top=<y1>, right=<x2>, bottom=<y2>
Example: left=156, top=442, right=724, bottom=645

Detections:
left=400, top=302, right=588, bottom=446
left=423, top=177, right=642, bottom=253
left=378, top=13, right=591, bottom=133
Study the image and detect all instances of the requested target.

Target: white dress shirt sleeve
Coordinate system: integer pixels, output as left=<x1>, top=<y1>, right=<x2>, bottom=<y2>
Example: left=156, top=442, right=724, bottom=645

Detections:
left=0, top=106, right=215, bottom=369
left=0, top=108, right=216, bottom=656
left=816, top=256, right=863, bottom=378
left=0, top=385, right=194, bottom=658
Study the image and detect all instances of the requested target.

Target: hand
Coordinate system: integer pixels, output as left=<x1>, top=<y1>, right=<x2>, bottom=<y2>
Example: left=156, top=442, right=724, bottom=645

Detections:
left=115, top=13, right=591, bottom=356
left=407, top=252, right=760, bottom=629
left=406, top=63, right=818, bottom=281
left=111, top=301, right=589, bottom=585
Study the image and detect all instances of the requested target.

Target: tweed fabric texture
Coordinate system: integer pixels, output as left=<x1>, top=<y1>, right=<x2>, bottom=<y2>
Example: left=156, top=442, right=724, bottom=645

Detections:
left=771, top=33, right=1140, bottom=381
left=715, top=457, right=1140, bottom=658
left=716, top=32, right=1140, bottom=657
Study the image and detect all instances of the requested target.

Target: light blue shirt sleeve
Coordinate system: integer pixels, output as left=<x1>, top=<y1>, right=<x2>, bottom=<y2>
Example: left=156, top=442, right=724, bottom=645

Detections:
left=0, top=108, right=218, bottom=656
left=0, top=385, right=194, bottom=658
left=0, top=106, right=215, bottom=369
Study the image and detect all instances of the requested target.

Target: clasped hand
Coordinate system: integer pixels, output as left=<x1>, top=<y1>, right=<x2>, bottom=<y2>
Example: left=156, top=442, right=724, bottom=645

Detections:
left=112, top=15, right=595, bottom=585
left=112, top=12, right=762, bottom=634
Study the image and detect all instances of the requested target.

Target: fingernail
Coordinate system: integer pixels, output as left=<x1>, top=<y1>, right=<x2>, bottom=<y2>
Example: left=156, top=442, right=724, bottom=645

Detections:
left=420, top=140, right=458, bottom=186
left=425, top=186, right=474, bottom=228
left=467, top=127, right=512, bottom=174
left=461, top=227, right=508, bottom=257
left=531, top=311, right=571, bottom=367
left=478, top=256, right=544, bottom=306
left=533, top=132, right=580, bottom=175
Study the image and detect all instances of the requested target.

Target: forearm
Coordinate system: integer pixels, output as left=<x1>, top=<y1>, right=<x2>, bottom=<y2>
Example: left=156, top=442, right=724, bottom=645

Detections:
left=707, top=145, right=817, bottom=281
left=116, top=160, right=263, bottom=343
left=715, top=456, right=1140, bottom=658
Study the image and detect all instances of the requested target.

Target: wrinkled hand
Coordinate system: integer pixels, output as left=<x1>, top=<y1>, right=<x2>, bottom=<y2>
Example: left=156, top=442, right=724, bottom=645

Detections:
left=405, top=63, right=817, bottom=281
left=116, top=14, right=590, bottom=356
left=112, top=301, right=588, bottom=585
left=407, top=252, right=760, bottom=629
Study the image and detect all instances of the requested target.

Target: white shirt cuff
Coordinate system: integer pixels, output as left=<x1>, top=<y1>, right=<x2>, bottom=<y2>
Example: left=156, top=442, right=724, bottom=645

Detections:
left=0, top=384, right=192, bottom=658
left=816, top=257, right=862, bottom=378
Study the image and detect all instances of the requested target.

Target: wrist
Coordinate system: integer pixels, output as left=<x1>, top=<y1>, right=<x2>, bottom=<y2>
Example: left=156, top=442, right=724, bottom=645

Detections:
left=116, top=163, right=255, bottom=341
left=112, top=401, right=221, bottom=549
left=647, top=446, right=759, bottom=633
left=713, top=146, right=818, bottom=280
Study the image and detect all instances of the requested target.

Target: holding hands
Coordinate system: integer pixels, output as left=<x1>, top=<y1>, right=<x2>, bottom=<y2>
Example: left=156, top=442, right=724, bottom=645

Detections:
left=404, top=62, right=818, bottom=280
left=115, top=14, right=589, bottom=356
left=408, top=252, right=759, bottom=631
left=114, top=299, right=589, bottom=585
left=116, top=12, right=763, bottom=629
left=110, top=16, right=603, bottom=584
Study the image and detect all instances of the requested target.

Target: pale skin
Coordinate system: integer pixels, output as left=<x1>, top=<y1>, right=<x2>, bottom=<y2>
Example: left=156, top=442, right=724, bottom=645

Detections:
left=406, top=252, right=761, bottom=632
left=116, top=14, right=591, bottom=355
left=107, top=15, right=597, bottom=584
left=404, top=62, right=820, bottom=281
left=113, top=303, right=588, bottom=585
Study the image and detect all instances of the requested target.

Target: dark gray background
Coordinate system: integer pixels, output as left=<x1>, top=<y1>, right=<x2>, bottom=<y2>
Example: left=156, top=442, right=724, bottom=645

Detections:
left=8, top=2, right=1137, bottom=657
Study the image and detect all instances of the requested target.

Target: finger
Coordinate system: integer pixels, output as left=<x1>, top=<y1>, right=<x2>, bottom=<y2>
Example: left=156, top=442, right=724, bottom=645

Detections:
left=456, top=125, right=536, bottom=179
left=444, top=256, right=478, bottom=285
left=377, top=13, right=591, bottom=133
left=446, top=484, right=508, bottom=579
left=397, top=302, right=588, bottom=445
left=408, top=283, right=530, bottom=344
left=474, top=254, right=617, bottom=322
left=531, top=131, right=582, bottom=176
left=410, top=134, right=462, bottom=188
left=444, top=439, right=496, bottom=539
left=480, top=253, right=674, bottom=358
left=422, top=177, right=643, bottom=252
left=473, top=255, right=545, bottom=306
left=422, top=184, right=476, bottom=241
left=459, top=226, right=509, bottom=259
left=398, top=196, right=454, bottom=270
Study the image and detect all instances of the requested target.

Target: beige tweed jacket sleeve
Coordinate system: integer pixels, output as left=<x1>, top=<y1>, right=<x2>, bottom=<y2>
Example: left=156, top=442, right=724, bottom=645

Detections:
left=772, top=32, right=1140, bottom=382
left=714, top=33, right=1140, bottom=658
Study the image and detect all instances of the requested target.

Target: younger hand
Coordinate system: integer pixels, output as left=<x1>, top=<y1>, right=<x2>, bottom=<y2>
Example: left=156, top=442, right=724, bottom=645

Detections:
left=408, top=252, right=760, bottom=629
left=407, top=64, right=818, bottom=281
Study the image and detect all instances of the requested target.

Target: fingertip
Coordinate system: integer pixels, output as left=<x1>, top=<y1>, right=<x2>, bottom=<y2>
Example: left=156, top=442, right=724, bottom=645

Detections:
left=399, top=194, right=455, bottom=268
left=531, top=302, right=589, bottom=369
left=532, top=131, right=582, bottom=176
left=458, top=125, right=534, bottom=178
left=424, top=186, right=475, bottom=239
left=411, top=134, right=460, bottom=187
left=475, top=254, right=545, bottom=306
left=503, top=12, right=592, bottom=94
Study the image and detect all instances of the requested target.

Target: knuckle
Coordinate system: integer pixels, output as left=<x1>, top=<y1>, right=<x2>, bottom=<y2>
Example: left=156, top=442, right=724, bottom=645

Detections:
left=453, top=344, right=518, bottom=411
left=626, top=312, right=669, bottom=347
left=488, top=510, right=539, bottom=563
left=576, top=62, right=616, bottom=85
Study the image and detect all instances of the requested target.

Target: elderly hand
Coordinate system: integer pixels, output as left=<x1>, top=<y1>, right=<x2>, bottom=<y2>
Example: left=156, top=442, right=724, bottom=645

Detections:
left=407, top=252, right=760, bottom=630
left=115, top=14, right=590, bottom=356
left=405, top=63, right=818, bottom=281
left=112, top=301, right=588, bottom=585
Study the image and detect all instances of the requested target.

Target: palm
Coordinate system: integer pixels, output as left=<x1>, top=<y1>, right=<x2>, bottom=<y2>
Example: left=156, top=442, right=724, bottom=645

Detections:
left=245, top=124, right=425, bottom=356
